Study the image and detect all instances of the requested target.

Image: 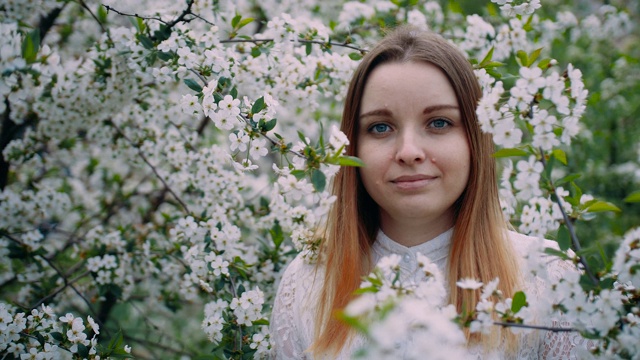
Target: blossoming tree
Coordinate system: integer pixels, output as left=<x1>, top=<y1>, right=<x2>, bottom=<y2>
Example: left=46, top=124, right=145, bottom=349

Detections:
left=1, top=0, right=639, bottom=359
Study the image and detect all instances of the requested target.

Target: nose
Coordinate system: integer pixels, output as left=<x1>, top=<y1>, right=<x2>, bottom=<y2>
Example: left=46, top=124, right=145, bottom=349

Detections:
left=394, top=131, right=426, bottom=165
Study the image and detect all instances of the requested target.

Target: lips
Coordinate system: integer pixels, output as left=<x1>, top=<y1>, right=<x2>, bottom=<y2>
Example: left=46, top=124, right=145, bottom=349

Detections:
left=391, top=174, right=437, bottom=190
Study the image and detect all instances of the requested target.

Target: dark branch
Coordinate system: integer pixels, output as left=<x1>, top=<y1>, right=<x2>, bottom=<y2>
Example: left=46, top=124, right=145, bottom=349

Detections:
left=77, top=0, right=108, bottom=35
left=538, top=147, right=600, bottom=286
left=107, top=120, right=190, bottom=214
left=494, top=321, right=577, bottom=332
left=38, top=6, right=65, bottom=42
left=103, top=5, right=169, bottom=24
left=221, top=38, right=366, bottom=53
left=103, top=3, right=366, bottom=53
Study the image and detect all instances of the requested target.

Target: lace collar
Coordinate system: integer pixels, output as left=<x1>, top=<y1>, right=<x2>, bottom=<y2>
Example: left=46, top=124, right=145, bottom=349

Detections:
left=370, top=228, right=454, bottom=284
left=373, top=228, right=453, bottom=264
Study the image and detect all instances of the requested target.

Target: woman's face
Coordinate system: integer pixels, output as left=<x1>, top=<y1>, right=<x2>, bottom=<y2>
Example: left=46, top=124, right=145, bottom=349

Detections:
left=357, top=61, right=470, bottom=232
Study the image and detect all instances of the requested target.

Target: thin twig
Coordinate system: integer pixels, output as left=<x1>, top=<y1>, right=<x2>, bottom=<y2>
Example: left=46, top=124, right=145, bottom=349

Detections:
left=188, top=68, right=207, bottom=85
left=103, top=5, right=169, bottom=24
left=103, top=0, right=197, bottom=41
left=538, top=147, right=600, bottom=286
left=103, top=3, right=366, bottom=53
left=107, top=120, right=191, bottom=214
left=77, top=0, right=108, bottom=35
left=124, top=334, right=196, bottom=357
left=493, top=321, right=577, bottom=332
left=237, top=113, right=304, bottom=158
left=30, top=269, right=92, bottom=309
left=221, top=38, right=366, bottom=53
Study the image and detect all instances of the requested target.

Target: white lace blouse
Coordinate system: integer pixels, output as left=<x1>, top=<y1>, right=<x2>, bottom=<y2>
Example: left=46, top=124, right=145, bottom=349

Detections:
left=270, top=229, right=594, bottom=359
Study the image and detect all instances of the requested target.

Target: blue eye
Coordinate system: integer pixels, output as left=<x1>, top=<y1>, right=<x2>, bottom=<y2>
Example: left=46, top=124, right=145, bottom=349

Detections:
left=430, top=119, right=450, bottom=129
left=370, top=123, right=391, bottom=133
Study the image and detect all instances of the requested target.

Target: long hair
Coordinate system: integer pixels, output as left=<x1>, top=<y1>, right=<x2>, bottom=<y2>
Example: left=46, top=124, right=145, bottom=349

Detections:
left=312, top=26, right=520, bottom=356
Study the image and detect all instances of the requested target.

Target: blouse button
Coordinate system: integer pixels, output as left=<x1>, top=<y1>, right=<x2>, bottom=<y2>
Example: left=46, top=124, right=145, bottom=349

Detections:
left=403, top=254, right=411, bottom=263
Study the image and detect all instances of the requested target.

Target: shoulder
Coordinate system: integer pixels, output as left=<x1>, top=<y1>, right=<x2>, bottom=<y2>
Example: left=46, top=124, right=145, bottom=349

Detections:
left=275, top=252, right=325, bottom=304
left=279, top=253, right=322, bottom=286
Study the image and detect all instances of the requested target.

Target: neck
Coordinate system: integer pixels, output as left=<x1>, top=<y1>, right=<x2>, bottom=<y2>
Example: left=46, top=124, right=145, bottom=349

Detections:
left=379, top=210, right=454, bottom=247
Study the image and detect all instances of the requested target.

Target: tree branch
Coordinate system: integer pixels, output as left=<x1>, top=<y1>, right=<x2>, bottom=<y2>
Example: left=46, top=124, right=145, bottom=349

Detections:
left=107, top=120, right=190, bottom=214
left=493, top=321, right=577, bottom=332
left=102, top=3, right=366, bottom=53
left=38, top=6, right=66, bottom=42
left=77, top=0, right=108, bottom=35
left=220, top=38, right=366, bottom=53
left=538, top=147, right=600, bottom=286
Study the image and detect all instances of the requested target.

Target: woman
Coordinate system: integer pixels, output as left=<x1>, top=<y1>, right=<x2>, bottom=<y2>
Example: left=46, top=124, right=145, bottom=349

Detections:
left=270, top=27, right=586, bottom=359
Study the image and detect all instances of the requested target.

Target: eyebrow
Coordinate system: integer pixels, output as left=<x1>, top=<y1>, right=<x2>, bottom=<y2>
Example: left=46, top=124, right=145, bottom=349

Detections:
left=359, top=104, right=459, bottom=120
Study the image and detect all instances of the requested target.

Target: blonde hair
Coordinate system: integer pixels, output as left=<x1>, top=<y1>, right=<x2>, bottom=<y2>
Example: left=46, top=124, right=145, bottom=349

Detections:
left=312, top=27, right=521, bottom=356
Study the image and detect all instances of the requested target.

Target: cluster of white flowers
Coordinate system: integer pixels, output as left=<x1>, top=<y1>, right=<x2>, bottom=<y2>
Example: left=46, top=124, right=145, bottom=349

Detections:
left=477, top=63, right=585, bottom=150
left=0, top=302, right=114, bottom=359
left=613, top=227, right=640, bottom=289
left=202, top=298, right=228, bottom=343
left=0, top=187, right=71, bottom=232
left=230, top=288, right=266, bottom=327
left=491, top=0, right=541, bottom=17
left=345, top=254, right=470, bottom=359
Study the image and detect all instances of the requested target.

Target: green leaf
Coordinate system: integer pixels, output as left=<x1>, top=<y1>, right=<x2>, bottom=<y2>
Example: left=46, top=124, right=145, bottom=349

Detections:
left=556, top=225, right=570, bottom=251
left=157, top=51, right=174, bottom=61
left=528, top=48, right=543, bottom=66
left=108, top=329, right=125, bottom=351
left=483, top=61, right=504, bottom=69
left=511, top=291, right=527, bottom=313
left=551, top=149, right=567, bottom=165
left=251, top=96, right=266, bottom=114
left=492, top=148, right=528, bottom=158
left=479, top=47, right=494, bottom=68
left=184, top=78, right=203, bottom=92
left=290, top=169, right=305, bottom=179
left=335, top=311, right=369, bottom=334
left=270, top=221, right=284, bottom=248
left=77, top=343, right=89, bottom=358
left=543, top=247, right=569, bottom=260
left=337, top=155, right=365, bottom=167
left=231, top=14, right=242, bottom=28
left=97, top=4, right=108, bottom=23
left=230, top=86, right=238, bottom=99
left=516, top=50, right=528, bottom=67
left=571, top=181, right=583, bottom=202
left=22, top=28, right=41, bottom=64
left=35, top=332, right=46, bottom=346
left=136, top=34, right=154, bottom=50
left=305, top=42, right=312, bottom=56
left=297, top=131, right=309, bottom=144
left=624, top=191, right=640, bottom=203
left=523, top=15, right=534, bottom=32
left=237, top=17, right=254, bottom=29
left=51, top=331, right=64, bottom=341
left=348, top=52, right=363, bottom=61
left=353, top=286, right=378, bottom=294
left=153, top=24, right=172, bottom=42
left=251, top=46, right=261, bottom=57
left=585, top=201, right=621, bottom=213
left=262, top=118, right=277, bottom=132
left=311, top=169, right=326, bottom=192
left=538, top=58, right=551, bottom=70
left=556, top=173, right=581, bottom=186
left=131, top=17, right=146, bottom=33
left=447, top=0, right=463, bottom=14
left=252, top=318, right=269, bottom=326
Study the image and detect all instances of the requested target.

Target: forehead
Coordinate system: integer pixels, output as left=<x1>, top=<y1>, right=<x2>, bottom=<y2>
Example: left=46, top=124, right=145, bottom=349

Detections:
left=359, top=61, right=459, bottom=113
